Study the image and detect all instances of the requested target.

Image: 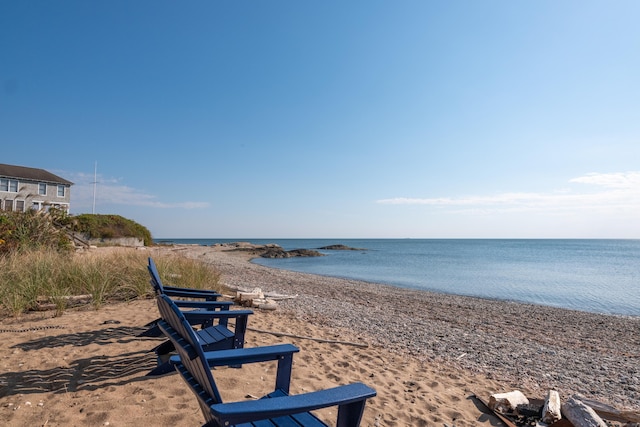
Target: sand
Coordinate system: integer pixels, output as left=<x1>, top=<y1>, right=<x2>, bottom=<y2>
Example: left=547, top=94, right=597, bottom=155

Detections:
left=1, top=244, right=638, bottom=427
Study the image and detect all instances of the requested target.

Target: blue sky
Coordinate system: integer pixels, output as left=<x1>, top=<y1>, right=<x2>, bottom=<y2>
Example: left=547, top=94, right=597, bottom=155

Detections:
left=2, top=1, right=639, bottom=239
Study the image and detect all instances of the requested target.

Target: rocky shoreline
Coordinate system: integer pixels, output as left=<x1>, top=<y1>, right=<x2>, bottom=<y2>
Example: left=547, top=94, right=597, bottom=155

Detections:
left=159, top=244, right=640, bottom=412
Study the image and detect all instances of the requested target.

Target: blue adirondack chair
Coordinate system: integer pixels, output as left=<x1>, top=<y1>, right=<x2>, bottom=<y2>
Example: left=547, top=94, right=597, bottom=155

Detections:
left=148, top=298, right=254, bottom=376
left=156, top=294, right=377, bottom=427
left=145, top=258, right=254, bottom=376
left=140, top=257, right=235, bottom=338
left=148, top=257, right=222, bottom=301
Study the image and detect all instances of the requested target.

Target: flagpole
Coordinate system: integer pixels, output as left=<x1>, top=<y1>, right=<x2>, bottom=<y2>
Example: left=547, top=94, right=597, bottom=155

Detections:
left=92, top=161, right=97, bottom=214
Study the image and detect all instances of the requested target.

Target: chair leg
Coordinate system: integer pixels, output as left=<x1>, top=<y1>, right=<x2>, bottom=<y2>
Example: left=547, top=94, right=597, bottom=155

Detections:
left=336, top=400, right=367, bottom=427
left=146, top=360, right=176, bottom=376
left=154, top=340, right=176, bottom=356
left=274, top=353, right=294, bottom=394
left=138, top=324, right=163, bottom=337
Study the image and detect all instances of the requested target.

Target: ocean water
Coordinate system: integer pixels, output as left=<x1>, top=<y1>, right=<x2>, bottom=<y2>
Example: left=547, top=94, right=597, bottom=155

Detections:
left=158, top=238, right=640, bottom=317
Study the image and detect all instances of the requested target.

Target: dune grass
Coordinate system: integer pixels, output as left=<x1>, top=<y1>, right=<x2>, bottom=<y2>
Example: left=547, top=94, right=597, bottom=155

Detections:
left=0, top=249, right=223, bottom=318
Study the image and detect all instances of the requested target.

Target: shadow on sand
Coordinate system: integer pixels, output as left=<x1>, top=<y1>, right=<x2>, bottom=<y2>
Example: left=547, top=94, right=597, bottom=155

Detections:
left=2, top=326, right=163, bottom=398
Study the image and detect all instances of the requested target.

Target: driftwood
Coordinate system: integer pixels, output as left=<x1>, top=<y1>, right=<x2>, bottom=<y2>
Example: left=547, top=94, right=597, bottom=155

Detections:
left=35, top=294, right=93, bottom=311
left=236, top=291, right=263, bottom=302
left=235, top=291, right=279, bottom=310
left=225, top=288, right=298, bottom=301
left=488, top=390, right=529, bottom=413
left=472, top=394, right=522, bottom=427
left=247, top=326, right=369, bottom=348
left=264, top=294, right=298, bottom=301
left=476, top=391, right=640, bottom=427
left=542, top=390, right=562, bottom=424
left=233, top=287, right=299, bottom=310
left=562, top=397, right=607, bottom=427
left=573, top=395, right=640, bottom=423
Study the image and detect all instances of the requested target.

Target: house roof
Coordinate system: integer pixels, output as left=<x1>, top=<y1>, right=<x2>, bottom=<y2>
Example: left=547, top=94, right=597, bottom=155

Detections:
left=0, top=164, right=74, bottom=186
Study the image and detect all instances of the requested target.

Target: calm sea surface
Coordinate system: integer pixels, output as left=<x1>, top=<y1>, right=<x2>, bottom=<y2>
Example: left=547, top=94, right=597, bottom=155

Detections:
left=158, top=239, right=640, bottom=317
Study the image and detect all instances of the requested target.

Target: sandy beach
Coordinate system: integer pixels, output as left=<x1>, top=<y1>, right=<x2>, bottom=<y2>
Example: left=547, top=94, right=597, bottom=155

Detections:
left=1, top=244, right=638, bottom=426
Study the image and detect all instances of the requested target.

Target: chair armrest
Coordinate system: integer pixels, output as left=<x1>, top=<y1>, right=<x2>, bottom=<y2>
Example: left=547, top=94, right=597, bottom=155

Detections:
left=163, top=288, right=220, bottom=300
left=210, top=383, right=376, bottom=426
left=174, top=301, right=233, bottom=309
left=169, top=344, right=299, bottom=367
left=181, top=309, right=253, bottom=323
left=204, top=344, right=299, bottom=366
left=163, top=285, right=220, bottom=295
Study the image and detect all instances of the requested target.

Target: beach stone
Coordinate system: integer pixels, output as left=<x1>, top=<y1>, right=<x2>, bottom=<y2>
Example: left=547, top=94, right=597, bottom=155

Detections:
left=317, top=244, right=367, bottom=251
left=260, top=248, right=324, bottom=258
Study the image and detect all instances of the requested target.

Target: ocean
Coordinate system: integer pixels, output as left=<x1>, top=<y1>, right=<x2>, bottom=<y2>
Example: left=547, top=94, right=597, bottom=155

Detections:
left=157, top=238, right=640, bottom=317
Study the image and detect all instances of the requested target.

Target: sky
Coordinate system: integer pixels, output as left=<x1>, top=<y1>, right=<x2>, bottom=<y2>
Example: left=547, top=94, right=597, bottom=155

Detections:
left=1, top=1, right=639, bottom=239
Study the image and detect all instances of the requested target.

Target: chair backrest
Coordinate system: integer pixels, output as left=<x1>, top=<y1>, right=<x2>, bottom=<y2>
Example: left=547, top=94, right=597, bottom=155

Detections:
left=148, top=257, right=165, bottom=295
left=156, top=294, right=223, bottom=408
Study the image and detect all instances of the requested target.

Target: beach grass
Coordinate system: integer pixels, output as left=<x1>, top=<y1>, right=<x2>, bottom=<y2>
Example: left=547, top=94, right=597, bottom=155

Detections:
left=0, top=248, right=223, bottom=318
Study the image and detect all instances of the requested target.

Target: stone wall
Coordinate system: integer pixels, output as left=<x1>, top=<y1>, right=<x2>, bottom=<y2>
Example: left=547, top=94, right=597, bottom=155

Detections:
left=86, top=237, right=144, bottom=247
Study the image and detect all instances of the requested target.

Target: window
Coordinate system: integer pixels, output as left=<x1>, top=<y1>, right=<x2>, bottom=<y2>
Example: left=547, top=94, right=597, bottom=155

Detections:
left=39, top=183, right=47, bottom=195
left=0, top=179, right=7, bottom=191
left=15, top=200, right=25, bottom=212
left=5, top=200, right=13, bottom=211
left=57, top=185, right=65, bottom=197
left=9, top=180, right=18, bottom=192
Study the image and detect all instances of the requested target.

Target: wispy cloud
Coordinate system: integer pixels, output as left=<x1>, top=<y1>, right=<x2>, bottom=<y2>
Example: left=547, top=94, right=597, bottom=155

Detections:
left=376, top=172, right=640, bottom=215
left=569, top=171, right=640, bottom=188
left=64, top=172, right=210, bottom=210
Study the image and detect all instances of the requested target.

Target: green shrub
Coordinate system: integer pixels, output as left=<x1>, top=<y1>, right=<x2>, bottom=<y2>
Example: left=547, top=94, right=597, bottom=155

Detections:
left=72, top=214, right=152, bottom=246
left=0, top=210, right=72, bottom=255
